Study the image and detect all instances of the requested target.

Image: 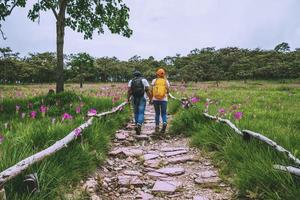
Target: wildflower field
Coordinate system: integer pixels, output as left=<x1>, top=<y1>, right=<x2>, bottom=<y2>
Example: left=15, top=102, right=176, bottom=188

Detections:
left=170, top=79, right=300, bottom=199
left=0, top=83, right=130, bottom=199
left=0, top=80, right=299, bottom=199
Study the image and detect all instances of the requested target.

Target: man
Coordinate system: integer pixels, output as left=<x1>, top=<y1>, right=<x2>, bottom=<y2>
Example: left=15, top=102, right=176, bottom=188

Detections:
left=151, top=68, right=170, bottom=133
left=127, top=70, right=151, bottom=135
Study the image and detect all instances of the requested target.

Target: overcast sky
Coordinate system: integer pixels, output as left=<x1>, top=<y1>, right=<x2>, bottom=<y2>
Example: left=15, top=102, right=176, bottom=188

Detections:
left=1, top=0, right=300, bottom=60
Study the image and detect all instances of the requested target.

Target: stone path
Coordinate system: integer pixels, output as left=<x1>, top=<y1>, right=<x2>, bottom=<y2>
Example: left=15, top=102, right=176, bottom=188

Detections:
left=82, top=105, right=234, bottom=200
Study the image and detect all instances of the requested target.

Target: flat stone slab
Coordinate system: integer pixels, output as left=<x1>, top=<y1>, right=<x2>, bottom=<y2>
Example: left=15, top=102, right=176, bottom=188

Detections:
left=156, top=167, right=185, bottom=176
left=109, top=148, right=123, bottom=156
left=147, top=172, right=168, bottom=178
left=193, top=195, right=209, bottom=200
left=165, top=150, right=188, bottom=157
left=123, top=170, right=142, bottom=176
left=158, top=177, right=175, bottom=181
left=109, top=147, right=143, bottom=157
left=123, top=148, right=143, bottom=157
left=167, top=155, right=196, bottom=164
left=118, top=175, right=143, bottom=187
left=143, top=153, right=160, bottom=160
left=91, top=195, right=101, bottom=200
left=137, top=191, right=154, bottom=200
left=194, top=176, right=221, bottom=184
left=83, top=178, right=98, bottom=193
left=152, top=180, right=182, bottom=193
left=142, top=130, right=155, bottom=135
left=115, top=132, right=129, bottom=140
left=125, top=124, right=135, bottom=130
left=144, top=159, right=162, bottom=168
left=161, top=147, right=188, bottom=152
left=197, top=170, right=217, bottom=178
left=135, top=135, right=150, bottom=140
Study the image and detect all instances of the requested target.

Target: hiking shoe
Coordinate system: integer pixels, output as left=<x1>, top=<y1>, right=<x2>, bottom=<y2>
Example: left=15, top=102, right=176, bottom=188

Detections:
left=155, top=126, right=159, bottom=133
left=161, top=123, right=167, bottom=133
left=136, top=124, right=142, bottom=135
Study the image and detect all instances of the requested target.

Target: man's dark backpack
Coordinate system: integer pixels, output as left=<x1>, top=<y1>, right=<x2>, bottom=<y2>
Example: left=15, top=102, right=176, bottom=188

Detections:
left=131, top=77, right=145, bottom=98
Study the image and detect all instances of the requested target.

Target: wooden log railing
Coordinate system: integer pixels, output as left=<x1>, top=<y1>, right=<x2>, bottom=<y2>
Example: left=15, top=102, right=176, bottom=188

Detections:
left=273, top=165, right=300, bottom=176
left=0, top=102, right=128, bottom=190
left=169, top=93, right=300, bottom=176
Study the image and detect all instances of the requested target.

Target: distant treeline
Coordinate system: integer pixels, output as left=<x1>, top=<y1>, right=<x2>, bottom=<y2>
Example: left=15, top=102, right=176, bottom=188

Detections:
left=1, top=42, right=299, bottom=84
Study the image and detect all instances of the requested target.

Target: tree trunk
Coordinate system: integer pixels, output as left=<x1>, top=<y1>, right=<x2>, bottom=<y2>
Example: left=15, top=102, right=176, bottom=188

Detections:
left=80, top=78, right=83, bottom=88
left=55, top=1, right=68, bottom=93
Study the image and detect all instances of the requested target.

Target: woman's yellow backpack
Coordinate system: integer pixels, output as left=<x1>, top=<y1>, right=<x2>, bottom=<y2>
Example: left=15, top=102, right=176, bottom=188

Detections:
left=153, top=78, right=167, bottom=100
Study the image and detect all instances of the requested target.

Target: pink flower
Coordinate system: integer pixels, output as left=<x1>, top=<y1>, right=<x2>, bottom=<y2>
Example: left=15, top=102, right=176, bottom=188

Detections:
left=40, top=105, right=47, bottom=117
left=190, top=97, right=200, bottom=103
left=16, top=91, right=21, bottom=97
left=204, top=102, right=209, bottom=108
left=234, top=112, right=243, bottom=120
left=62, top=113, right=73, bottom=121
left=16, top=105, right=20, bottom=113
left=30, top=111, right=37, bottom=119
left=218, top=108, right=226, bottom=116
left=88, top=109, right=97, bottom=116
left=76, top=106, right=81, bottom=114
left=74, top=128, right=82, bottom=137
left=40, top=105, right=47, bottom=113
left=0, top=134, right=4, bottom=144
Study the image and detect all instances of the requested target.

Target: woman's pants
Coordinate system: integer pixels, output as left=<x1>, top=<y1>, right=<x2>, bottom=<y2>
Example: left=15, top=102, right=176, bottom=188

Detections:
left=153, top=100, right=167, bottom=126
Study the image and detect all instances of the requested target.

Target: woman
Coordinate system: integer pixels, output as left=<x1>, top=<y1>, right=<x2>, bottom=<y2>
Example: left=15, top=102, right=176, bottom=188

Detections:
left=151, top=68, right=170, bottom=133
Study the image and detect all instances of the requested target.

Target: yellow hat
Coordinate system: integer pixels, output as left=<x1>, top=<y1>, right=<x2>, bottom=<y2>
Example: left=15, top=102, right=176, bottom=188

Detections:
left=156, top=68, right=165, bottom=78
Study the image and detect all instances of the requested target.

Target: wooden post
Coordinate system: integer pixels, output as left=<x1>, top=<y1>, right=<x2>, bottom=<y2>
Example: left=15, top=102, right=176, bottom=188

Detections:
left=0, top=188, right=6, bottom=200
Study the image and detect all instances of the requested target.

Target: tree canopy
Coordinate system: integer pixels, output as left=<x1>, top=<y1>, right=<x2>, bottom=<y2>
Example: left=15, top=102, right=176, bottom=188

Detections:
left=0, top=0, right=132, bottom=92
left=1, top=43, right=299, bottom=84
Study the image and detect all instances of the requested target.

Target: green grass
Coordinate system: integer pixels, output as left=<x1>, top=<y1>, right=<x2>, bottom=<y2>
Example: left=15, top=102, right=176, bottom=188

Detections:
left=170, top=80, right=300, bottom=199
left=0, top=92, right=130, bottom=199
left=167, top=99, right=181, bottom=115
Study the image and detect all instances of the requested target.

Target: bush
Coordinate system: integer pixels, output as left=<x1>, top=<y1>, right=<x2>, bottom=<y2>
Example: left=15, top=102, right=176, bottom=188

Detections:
left=44, top=91, right=80, bottom=106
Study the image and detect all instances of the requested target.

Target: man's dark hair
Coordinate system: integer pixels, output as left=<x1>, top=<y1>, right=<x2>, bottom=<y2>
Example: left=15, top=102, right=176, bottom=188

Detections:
left=133, top=70, right=142, bottom=77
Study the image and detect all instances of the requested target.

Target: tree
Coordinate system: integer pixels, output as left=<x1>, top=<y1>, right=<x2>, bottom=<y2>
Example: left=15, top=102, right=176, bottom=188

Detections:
left=0, top=0, right=132, bottom=93
left=274, top=42, right=290, bottom=52
left=25, top=52, right=57, bottom=83
left=0, top=47, right=20, bottom=83
left=95, top=57, right=119, bottom=82
left=68, top=53, right=94, bottom=88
